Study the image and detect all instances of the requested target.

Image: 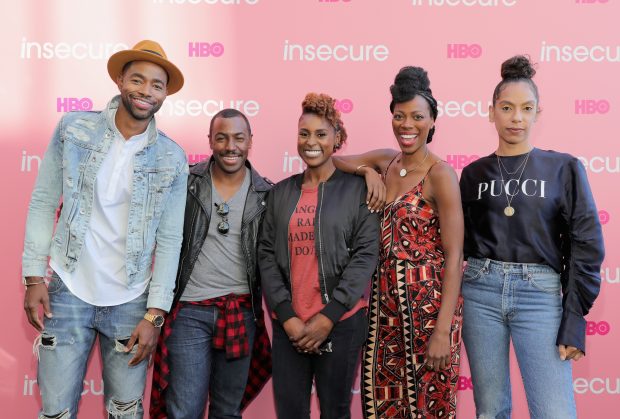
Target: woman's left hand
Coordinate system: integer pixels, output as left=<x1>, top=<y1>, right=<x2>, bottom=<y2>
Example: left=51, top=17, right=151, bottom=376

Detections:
left=295, top=313, right=334, bottom=352
left=425, top=330, right=451, bottom=371
left=559, top=345, right=584, bottom=361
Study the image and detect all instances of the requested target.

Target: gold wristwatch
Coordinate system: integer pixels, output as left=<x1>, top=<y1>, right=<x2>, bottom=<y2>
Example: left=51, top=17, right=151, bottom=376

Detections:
left=144, top=313, right=165, bottom=328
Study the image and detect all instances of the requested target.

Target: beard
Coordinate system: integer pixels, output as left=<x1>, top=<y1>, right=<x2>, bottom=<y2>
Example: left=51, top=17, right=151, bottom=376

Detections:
left=120, top=94, right=162, bottom=121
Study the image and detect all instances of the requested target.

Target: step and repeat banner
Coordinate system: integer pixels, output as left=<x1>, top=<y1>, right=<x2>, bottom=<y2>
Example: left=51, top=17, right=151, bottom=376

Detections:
left=2, top=0, right=618, bottom=417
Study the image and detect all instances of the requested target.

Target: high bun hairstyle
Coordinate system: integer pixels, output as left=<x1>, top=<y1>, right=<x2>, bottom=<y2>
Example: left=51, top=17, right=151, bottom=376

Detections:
left=492, top=55, right=540, bottom=106
left=301, top=92, right=348, bottom=148
left=389, top=66, right=438, bottom=143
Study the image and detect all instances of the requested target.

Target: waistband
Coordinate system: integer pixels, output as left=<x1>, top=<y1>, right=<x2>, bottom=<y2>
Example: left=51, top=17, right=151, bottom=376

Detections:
left=466, top=257, right=558, bottom=275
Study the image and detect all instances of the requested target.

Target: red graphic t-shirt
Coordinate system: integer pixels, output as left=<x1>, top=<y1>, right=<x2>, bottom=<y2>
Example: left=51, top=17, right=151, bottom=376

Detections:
left=288, top=186, right=366, bottom=322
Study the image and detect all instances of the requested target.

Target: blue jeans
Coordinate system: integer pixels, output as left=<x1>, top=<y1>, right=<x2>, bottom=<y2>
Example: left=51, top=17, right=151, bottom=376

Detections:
left=164, top=304, right=256, bottom=419
left=461, top=258, right=576, bottom=419
left=37, top=274, right=149, bottom=418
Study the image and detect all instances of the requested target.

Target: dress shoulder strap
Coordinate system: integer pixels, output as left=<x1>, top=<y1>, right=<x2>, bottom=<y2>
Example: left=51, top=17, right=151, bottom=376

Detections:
left=422, top=159, right=441, bottom=181
left=417, top=160, right=442, bottom=194
left=383, top=153, right=400, bottom=179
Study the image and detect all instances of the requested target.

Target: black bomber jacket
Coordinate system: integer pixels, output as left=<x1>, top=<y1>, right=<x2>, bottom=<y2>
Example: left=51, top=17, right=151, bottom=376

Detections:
left=258, top=169, right=380, bottom=324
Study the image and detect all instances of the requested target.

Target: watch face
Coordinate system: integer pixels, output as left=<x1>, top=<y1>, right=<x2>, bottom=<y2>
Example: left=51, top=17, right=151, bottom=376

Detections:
left=152, top=315, right=165, bottom=328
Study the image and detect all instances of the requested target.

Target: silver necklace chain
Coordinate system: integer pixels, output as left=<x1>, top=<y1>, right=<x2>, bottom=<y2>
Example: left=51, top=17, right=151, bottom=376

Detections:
left=497, top=152, right=529, bottom=175
left=496, top=150, right=532, bottom=216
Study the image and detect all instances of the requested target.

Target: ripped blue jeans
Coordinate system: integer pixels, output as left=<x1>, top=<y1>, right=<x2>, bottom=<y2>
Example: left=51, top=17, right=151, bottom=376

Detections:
left=36, top=273, right=148, bottom=418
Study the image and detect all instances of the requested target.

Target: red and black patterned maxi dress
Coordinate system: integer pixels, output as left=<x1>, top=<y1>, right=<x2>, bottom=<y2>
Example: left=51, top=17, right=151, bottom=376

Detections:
left=362, top=175, right=463, bottom=419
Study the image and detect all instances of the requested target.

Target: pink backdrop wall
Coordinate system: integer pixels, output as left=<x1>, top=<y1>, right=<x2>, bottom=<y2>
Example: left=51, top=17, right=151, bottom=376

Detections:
left=2, top=0, right=618, bottom=417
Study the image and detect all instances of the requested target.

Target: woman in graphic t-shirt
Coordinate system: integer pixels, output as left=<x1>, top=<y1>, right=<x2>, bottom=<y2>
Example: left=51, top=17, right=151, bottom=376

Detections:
left=459, top=55, right=605, bottom=418
left=258, top=93, right=379, bottom=419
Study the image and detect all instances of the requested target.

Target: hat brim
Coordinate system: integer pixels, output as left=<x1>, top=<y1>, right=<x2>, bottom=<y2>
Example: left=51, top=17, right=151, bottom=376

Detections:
left=108, top=50, right=184, bottom=95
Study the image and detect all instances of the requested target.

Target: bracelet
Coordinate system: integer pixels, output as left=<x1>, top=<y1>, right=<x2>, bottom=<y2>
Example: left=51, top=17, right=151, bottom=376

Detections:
left=354, top=164, right=367, bottom=176
left=24, top=280, right=46, bottom=287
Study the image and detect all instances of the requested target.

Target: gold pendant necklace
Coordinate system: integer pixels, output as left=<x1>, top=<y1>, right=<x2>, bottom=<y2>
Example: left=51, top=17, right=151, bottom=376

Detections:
left=504, top=206, right=515, bottom=217
left=496, top=150, right=532, bottom=217
left=399, top=149, right=429, bottom=177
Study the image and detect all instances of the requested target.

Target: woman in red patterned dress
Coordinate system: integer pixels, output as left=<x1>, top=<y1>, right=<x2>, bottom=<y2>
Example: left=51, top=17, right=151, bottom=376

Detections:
left=335, top=66, right=464, bottom=418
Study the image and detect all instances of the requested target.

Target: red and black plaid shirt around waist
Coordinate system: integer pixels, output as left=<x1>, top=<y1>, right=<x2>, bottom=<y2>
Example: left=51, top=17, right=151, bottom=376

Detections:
left=150, top=293, right=272, bottom=418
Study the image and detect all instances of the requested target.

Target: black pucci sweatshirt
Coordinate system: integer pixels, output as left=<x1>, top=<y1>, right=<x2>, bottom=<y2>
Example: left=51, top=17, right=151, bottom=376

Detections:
left=460, top=147, right=605, bottom=353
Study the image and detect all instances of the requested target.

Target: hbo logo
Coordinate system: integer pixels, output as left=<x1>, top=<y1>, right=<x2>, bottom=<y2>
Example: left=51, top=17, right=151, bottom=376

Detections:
left=586, top=321, right=610, bottom=335
left=457, top=376, right=474, bottom=390
left=335, top=99, right=354, bottom=113
left=187, top=153, right=209, bottom=165
left=447, top=44, right=482, bottom=59
left=188, top=42, right=224, bottom=58
left=446, top=154, right=479, bottom=170
left=57, top=97, right=93, bottom=112
left=575, top=99, right=610, bottom=115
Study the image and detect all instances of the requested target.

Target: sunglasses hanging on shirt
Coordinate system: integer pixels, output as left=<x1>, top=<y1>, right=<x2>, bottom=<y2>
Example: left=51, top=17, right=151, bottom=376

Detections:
left=214, top=202, right=230, bottom=235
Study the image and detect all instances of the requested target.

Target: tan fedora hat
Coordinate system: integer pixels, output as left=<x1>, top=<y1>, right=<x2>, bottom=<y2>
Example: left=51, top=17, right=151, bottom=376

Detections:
left=108, top=40, right=184, bottom=95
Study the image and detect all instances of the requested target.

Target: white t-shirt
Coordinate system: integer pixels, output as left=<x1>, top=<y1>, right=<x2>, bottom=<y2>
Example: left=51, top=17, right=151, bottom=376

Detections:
left=51, top=124, right=150, bottom=306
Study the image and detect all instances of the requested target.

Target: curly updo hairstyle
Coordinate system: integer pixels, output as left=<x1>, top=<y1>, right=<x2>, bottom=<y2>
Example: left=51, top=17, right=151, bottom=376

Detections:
left=492, top=55, right=540, bottom=106
left=389, top=66, right=438, bottom=143
left=301, top=93, right=348, bottom=149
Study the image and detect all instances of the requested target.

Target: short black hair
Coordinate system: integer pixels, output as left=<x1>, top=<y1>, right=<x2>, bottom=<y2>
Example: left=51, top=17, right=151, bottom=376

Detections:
left=209, top=108, right=252, bottom=136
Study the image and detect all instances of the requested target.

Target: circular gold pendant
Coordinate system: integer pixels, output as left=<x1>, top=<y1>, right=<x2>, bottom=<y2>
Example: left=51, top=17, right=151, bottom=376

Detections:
left=399, top=168, right=407, bottom=177
left=504, top=206, right=515, bottom=216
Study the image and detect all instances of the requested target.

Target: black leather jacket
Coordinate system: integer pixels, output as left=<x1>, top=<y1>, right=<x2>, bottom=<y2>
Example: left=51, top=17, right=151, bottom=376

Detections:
left=173, top=158, right=273, bottom=318
left=258, top=169, right=380, bottom=324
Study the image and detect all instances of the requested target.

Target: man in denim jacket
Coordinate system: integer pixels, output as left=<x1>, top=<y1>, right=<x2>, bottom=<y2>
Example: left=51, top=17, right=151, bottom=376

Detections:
left=21, top=40, right=188, bottom=418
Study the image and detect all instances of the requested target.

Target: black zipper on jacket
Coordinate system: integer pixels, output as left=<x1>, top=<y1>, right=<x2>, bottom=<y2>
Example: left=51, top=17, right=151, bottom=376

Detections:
left=186, top=183, right=211, bottom=275
left=317, top=182, right=330, bottom=303
left=242, top=184, right=265, bottom=321
left=287, top=188, right=304, bottom=300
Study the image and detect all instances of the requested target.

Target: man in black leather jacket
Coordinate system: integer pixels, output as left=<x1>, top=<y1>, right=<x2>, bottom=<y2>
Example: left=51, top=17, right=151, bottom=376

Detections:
left=151, top=108, right=272, bottom=418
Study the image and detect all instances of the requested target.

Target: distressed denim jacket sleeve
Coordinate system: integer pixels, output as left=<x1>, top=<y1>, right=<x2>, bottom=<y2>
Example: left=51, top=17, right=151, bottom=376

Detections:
left=147, top=158, right=189, bottom=311
left=22, top=116, right=66, bottom=278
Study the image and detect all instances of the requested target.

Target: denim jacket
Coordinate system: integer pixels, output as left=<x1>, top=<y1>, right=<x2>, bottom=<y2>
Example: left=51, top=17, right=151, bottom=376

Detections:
left=22, top=96, right=189, bottom=311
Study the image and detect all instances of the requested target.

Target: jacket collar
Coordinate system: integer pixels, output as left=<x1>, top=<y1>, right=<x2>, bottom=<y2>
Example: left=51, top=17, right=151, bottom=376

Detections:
left=293, top=167, right=345, bottom=188
left=104, top=95, right=159, bottom=146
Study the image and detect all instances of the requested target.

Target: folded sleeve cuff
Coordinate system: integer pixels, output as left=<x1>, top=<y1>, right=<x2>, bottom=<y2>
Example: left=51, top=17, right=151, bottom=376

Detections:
left=274, top=301, right=296, bottom=324
left=22, top=259, right=49, bottom=279
left=320, top=300, right=348, bottom=325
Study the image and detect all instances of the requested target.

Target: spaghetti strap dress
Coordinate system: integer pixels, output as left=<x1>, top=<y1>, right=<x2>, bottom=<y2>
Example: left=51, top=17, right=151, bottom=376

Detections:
left=362, top=160, right=463, bottom=419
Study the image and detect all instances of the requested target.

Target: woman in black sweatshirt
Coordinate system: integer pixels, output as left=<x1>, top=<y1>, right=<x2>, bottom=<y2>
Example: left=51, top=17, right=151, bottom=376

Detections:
left=459, top=55, right=605, bottom=419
